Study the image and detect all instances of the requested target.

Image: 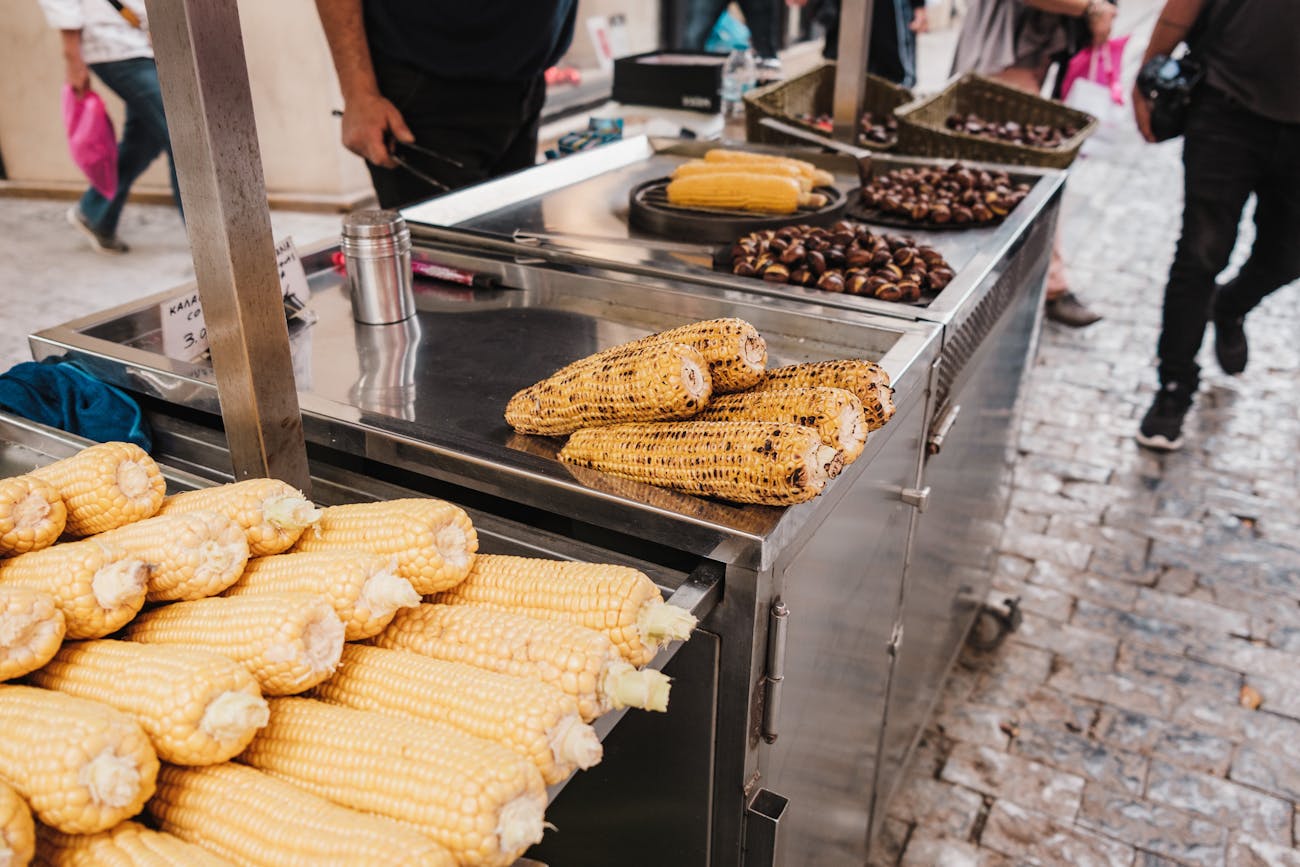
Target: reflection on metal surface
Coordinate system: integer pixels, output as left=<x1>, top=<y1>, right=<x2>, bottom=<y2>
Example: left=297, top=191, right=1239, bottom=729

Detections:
left=350, top=316, right=420, bottom=421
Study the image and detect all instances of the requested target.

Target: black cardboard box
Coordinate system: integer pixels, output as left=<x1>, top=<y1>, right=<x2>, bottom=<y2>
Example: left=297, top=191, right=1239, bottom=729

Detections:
left=612, top=51, right=727, bottom=113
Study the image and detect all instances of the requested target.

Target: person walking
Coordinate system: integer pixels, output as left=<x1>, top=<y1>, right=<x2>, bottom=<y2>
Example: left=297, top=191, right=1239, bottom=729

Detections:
left=682, top=0, right=783, bottom=73
left=797, top=0, right=929, bottom=88
left=39, top=0, right=181, bottom=254
left=1132, top=0, right=1300, bottom=451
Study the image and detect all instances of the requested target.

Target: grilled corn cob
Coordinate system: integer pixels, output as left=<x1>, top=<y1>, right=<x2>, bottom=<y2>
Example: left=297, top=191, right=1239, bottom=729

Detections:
left=94, top=511, right=249, bottom=602
left=0, top=474, right=65, bottom=557
left=695, top=386, right=869, bottom=464
left=121, top=594, right=344, bottom=696
left=289, top=499, right=477, bottom=594
left=314, top=644, right=601, bottom=785
left=149, top=763, right=454, bottom=867
left=0, top=540, right=148, bottom=639
left=0, top=685, right=158, bottom=834
left=34, top=820, right=232, bottom=867
left=224, top=551, right=419, bottom=640
left=376, top=604, right=670, bottom=722
left=667, top=173, right=829, bottom=215
left=28, top=640, right=268, bottom=766
left=560, top=420, right=842, bottom=505
left=505, top=341, right=712, bottom=436
left=753, top=359, right=895, bottom=431
left=0, top=587, right=64, bottom=682
left=157, top=479, right=320, bottom=557
left=241, top=698, right=547, bottom=867
left=0, top=781, right=33, bottom=867
left=703, top=148, right=836, bottom=187
left=431, top=554, right=696, bottom=667
left=551, top=318, right=767, bottom=395
left=29, top=442, right=165, bottom=537
left=671, top=159, right=813, bottom=191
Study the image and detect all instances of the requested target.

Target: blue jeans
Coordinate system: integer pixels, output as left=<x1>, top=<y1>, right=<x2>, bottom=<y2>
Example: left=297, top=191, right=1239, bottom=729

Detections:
left=79, top=57, right=181, bottom=238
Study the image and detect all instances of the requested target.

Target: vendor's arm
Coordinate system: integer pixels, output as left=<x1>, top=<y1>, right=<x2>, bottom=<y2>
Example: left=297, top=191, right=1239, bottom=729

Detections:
left=1131, top=0, right=1207, bottom=142
left=314, top=0, right=413, bottom=168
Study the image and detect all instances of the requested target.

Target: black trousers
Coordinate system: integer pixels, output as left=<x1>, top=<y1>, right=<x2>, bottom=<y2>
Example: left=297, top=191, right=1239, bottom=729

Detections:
left=682, top=0, right=779, bottom=59
left=1158, top=87, right=1300, bottom=387
left=366, top=56, right=548, bottom=209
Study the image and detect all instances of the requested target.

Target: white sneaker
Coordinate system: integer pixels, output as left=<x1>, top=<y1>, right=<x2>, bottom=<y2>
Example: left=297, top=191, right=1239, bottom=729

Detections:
left=67, top=206, right=129, bottom=254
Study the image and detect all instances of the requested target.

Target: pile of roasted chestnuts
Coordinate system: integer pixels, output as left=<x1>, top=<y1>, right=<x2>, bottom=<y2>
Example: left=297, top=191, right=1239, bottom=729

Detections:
left=795, top=111, right=898, bottom=146
left=945, top=112, right=1079, bottom=148
left=859, top=162, right=1031, bottom=225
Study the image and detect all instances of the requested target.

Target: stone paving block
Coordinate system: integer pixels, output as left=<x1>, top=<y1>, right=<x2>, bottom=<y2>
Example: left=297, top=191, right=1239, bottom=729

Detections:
left=885, top=776, right=985, bottom=839
left=1045, top=517, right=1151, bottom=560
left=993, top=554, right=1034, bottom=583
left=1088, top=544, right=1161, bottom=586
left=1005, top=508, right=1050, bottom=536
left=1073, top=600, right=1194, bottom=656
left=867, top=815, right=910, bottom=867
left=980, top=799, right=1136, bottom=867
left=1047, top=663, right=1182, bottom=719
left=1146, top=759, right=1292, bottom=844
left=999, top=528, right=1094, bottom=572
left=1186, top=636, right=1300, bottom=682
left=1012, top=465, right=1065, bottom=496
left=1077, top=784, right=1228, bottom=867
left=1019, top=453, right=1113, bottom=486
left=1008, top=489, right=1099, bottom=518
left=1116, top=642, right=1242, bottom=699
left=1231, top=746, right=1300, bottom=802
left=1239, top=674, right=1300, bottom=722
left=1203, top=583, right=1300, bottom=630
left=1226, top=834, right=1300, bottom=867
left=1154, top=567, right=1199, bottom=595
left=1133, top=588, right=1254, bottom=637
left=934, top=702, right=1014, bottom=750
left=1095, top=707, right=1235, bottom=776
left=1011, top=687, right=1101, bottom=734
left=941, top=742, right=1085, bottom=821
left=1012, top=722, right=1148, bottom=795
left=1030, top=560, right=1141, bottom=611
left=901, top=833, right=1016, bottom=867
left=1017, top=611, right=1119, bottom=670
left=1011, top=582, right=1074, bottom=622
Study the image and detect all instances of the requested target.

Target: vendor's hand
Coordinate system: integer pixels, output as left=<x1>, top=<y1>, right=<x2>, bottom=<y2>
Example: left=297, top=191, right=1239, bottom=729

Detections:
left=1131, top=85, right=1156, bottom=142
left=1086, top=0, right=1116, bottom=46
left=910, top=7, right=929, bottom=32
left=340, top=92, right=413, bottom=169
left=65, top=56, right=91, bottom=97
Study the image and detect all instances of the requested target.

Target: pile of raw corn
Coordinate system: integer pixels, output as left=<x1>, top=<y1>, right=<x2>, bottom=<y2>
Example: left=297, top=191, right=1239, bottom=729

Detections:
left=505, top=317, right=896, bottom=506
left=0, top=441, right=695, bottom=866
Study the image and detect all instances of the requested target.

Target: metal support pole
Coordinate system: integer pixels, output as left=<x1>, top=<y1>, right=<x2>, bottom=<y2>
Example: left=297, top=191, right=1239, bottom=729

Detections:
left=144, top=0, right=311, bottom=493
left=832, top=0, right=875, bottom=144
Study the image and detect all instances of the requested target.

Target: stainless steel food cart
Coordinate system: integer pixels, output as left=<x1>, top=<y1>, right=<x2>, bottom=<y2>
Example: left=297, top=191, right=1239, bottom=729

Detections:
left=27, top=137, right=1060, bottom=865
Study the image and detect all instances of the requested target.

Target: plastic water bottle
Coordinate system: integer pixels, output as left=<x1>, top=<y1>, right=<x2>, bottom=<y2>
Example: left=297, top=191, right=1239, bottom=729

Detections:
left=721, top=49, right=757, bottom=118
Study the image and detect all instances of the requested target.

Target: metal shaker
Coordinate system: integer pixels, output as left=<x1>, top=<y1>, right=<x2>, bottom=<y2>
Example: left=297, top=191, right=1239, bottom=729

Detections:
left=341, top=210, right=414, bottom=325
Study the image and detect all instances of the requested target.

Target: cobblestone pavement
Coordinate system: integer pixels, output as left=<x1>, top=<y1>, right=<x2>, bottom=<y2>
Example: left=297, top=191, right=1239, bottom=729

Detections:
left=867, top=110, right=1300, bottom=867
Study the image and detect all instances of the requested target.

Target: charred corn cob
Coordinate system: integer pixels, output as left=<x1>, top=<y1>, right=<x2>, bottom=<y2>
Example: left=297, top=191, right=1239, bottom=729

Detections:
left=695, top=386, right=869, bottom=464
left=505, top=341, right=712, bottom=436
left=560, top=420, right=842, bottom=506
left=671, top=159, right=813, bottom=191
left=289, top=499, right=477, bottom=594
left=29, top=443, right=165, bottom=537
left=224, top=551, right=419, bottom=641
left=241, top=698, right=547, bottom=867
left=376, top=604, right=670, bottom=722
left=94, top=511, right=249, bottom=602
left=149, top=763, right=454, bottom=867
left=0, top=685, right=158, bottom=834
left=0, top=781, right=33, bottom=867
left=0, top=474, right=65, bottom=557
left=667, top=173, right=828, bottom=215
left=703, top=148, right=836, bottom=187
left=431, top=554, right=696, bottom=667
left=314, top=644, right=601, bottom=785
left=121, top=594, right=344, bottom=696
left=28, top=640, right=268, bottom=766
left=0, top=587, right=64, bottom=683
left=753, top=359, right=895, bottom=431
left=157, top=479, right=320, bottom=557
left=34, top=820, right=232, bottom=867
left=551, top=318, right=767, bottom=395
left=0, top=540, right=147, bottom=639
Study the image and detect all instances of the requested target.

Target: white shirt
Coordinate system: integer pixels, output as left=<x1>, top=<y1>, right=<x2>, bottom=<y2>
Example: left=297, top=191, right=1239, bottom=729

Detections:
left=38, top=0, right=152, bottom=65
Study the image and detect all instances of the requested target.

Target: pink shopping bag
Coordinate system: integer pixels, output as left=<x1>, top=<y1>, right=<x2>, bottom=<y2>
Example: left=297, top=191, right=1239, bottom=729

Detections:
left=61, top=85, right=118, bottom=200
left=1061, top=36, right=1129, bottom=105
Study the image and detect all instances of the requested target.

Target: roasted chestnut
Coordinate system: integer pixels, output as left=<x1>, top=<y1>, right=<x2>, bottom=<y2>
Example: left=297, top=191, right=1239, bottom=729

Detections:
left=816, top=272, right=846, bottom=293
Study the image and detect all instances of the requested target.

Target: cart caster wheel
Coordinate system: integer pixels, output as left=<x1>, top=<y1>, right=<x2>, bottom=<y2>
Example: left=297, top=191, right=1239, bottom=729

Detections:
left=967, top=596, right=1022, bottom=652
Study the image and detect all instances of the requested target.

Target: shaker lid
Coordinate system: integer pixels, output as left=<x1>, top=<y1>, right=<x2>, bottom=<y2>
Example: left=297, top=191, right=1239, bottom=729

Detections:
left=342, top=209, right=408, bottom=239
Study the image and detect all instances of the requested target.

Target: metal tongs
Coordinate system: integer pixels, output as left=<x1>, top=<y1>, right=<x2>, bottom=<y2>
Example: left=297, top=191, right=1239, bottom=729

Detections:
left=387, top=136, right=466, bottom=193
left=511, top=230, right=716, bottom=256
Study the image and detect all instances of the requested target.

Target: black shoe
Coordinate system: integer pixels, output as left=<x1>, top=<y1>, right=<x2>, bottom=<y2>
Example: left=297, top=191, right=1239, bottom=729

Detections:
left=1213, top=305, right=1247, bottom=375
left=1045, top=291, right=1102, bottom=328
left=67, top=206, right=129, bottom=254
left=1136, top=382, right=1194, bottom=451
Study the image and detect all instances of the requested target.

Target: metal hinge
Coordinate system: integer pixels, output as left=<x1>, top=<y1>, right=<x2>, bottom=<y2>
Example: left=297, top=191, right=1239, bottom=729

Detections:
left=760, top=601, right=789, bottom=744
left=900, top=486, right=931, bottom=512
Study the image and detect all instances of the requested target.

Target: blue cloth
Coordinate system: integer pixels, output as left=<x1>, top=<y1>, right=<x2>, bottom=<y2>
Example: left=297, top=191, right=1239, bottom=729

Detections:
left=0, top=361, right=152, bottom=452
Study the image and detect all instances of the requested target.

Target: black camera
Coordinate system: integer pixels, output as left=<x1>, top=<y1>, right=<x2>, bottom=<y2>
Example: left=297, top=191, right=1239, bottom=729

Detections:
left=1136, top=54, right=1205, bottom=142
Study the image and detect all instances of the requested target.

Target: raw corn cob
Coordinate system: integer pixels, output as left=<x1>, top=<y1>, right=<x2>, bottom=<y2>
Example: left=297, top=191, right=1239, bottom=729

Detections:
left=375, top=604, right=670, bottom=722
left=753, top=360, right=896, bottom=429
left=560, top=420, right=843, bottom=506
left=224, top=551, right=419, bottom=641
left=0, top=540, right=148, bottom=639
left=671, top=159, right=813, bottom=191
left=667, top=173, right=828, bottom=215
left=430, top=554, right=696, bottom=667
left=0, top=474, right=66, bottom=557
left=0, top=587, right=64, bottom=682
left=120, top=594, right=344, bottom=696
left=27, top=640, right=268, bottom=766
left=0, top=781, right=33, bottom=867
left=505, top=341, right=712, bottom=436
left=703, top=148, right=836, bottom=187
left=695, top=386, right=869, bottom=464
left=29, top=442, right=165, bottom=536
left=314, top=644, right=602, bottom=785
left=149, top=763, right=454, bottom=867
left=240, top=697, right=547, bottom=867
left=34, top=820, right=232, bottom=867
left=289, top=499, right=477, bottom=594
left=551, top=318, right=767, bottom=395
left=0, top=685, right=158, bottom=834
left=157, top=479, right=320, bottom=557
left=94, top=511, right=249, bottom=602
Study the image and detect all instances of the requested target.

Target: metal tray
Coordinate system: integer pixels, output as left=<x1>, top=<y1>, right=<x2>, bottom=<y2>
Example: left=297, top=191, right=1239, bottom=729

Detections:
left=627, top=177, right=848, bottom=242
